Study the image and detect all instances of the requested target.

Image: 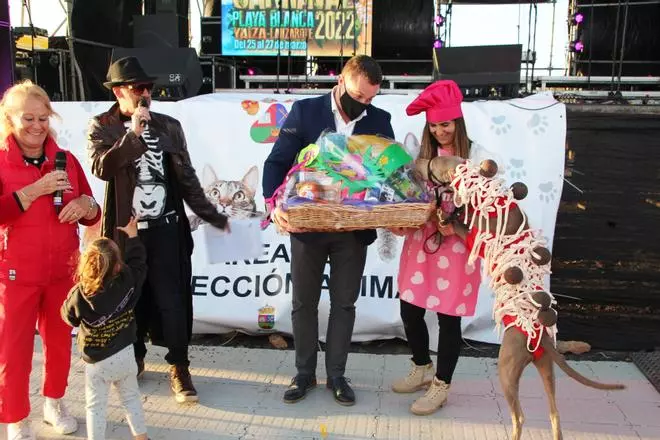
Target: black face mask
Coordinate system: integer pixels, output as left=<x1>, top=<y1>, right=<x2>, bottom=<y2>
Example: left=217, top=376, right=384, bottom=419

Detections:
left=339, top=86, right=368, bottom=120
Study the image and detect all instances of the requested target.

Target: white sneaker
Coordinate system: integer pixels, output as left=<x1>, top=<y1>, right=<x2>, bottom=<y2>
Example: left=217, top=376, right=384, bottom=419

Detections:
left=7, top=419, right=36, bottom=440
left=43, top=398, right=78, bottom=435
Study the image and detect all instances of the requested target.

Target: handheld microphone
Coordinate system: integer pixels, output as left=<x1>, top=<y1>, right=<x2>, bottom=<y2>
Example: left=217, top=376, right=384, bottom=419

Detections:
left=138, top=97, right=149, bottom=128
left=54, top=151, right=66, bottom=214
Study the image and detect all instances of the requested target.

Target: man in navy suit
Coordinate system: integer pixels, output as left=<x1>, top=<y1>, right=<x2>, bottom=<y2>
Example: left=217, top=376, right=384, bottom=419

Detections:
left=262, top=55, right=395, bottom=406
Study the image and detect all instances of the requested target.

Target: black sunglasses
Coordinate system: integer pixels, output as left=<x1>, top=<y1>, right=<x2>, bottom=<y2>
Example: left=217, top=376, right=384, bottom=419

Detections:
left=126, top=83, right=154, bottom=95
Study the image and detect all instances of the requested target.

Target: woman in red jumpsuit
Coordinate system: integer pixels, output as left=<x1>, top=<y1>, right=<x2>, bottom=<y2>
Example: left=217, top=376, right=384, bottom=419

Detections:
left=0, top=81, right=101, bottom=440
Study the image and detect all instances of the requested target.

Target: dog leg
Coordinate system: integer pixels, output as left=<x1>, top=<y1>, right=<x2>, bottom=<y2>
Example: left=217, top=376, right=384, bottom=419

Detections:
left=499, top=329, right=531, bottom=440
left=534, top=351, right=563, bottom=440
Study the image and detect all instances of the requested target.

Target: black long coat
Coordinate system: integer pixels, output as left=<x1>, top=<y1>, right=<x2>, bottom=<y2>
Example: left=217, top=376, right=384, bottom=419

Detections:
left=87, top=103, right=227, bottom=346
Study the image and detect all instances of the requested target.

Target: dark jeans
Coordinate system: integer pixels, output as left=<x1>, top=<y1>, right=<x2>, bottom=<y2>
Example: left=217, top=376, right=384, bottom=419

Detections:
left=290, top=233, right=368, bottom=378
left=400, top=299, right=462, bottom=384
left=133, top=223, right=189, bottom=366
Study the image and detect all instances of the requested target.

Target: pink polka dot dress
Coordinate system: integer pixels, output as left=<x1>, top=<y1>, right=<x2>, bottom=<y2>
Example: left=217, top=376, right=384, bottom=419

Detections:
left=397, top=221, right=482, bottom=317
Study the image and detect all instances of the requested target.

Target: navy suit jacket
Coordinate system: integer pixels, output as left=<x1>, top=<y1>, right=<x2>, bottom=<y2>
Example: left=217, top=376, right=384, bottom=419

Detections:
left=262, top=93, right=395, bottom=245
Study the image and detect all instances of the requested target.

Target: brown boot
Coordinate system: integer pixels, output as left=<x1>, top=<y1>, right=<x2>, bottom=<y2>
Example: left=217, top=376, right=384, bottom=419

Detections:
left=170, top=365, right=199, bottom=403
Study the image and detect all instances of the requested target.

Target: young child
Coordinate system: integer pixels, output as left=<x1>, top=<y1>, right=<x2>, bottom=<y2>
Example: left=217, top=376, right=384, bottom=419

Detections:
left=61, top=217, right=148, bottom=440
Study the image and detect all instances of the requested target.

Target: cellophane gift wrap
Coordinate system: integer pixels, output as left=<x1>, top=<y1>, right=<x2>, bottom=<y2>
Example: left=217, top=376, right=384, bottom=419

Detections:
left=266, top=131, right=433, bottom=231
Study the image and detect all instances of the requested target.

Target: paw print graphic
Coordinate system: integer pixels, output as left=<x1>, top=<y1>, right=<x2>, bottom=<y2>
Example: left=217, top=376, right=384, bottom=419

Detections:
left=539, top=181, right=559, bottom=203
left=527, top=114, right=549, bottom=135
left=508, top=158, right=527, bottom=180
left=57, top=129, right=73, bottom=149
left=490, top=115, right=512, bottom=135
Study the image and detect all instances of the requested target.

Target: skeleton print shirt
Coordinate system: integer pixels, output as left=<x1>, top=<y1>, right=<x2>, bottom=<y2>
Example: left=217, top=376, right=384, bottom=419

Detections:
left=125, top=121, right=175, bottom=220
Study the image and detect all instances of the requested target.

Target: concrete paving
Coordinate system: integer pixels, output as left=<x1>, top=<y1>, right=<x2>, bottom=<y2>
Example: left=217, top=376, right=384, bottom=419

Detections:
left=2, top=337, right=660, bottom=440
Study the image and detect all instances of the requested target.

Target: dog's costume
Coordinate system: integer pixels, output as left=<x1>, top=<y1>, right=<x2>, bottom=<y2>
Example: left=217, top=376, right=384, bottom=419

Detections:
left=420, top=141, right=625, bottom=440
left=446, top=159, right=558, bottom=358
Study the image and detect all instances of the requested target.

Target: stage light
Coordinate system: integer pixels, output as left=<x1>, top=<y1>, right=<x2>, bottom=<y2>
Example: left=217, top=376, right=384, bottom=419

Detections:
left=328, top=69, right=336, bottom=76
left=569, top=40, right=584, bottom=53
left=571, top=12, right=584, bottom=25
left=434, top=15, right=444, bottom=26
left=247, top=68, right=255, bottom=75
left=433, top=39, right=443, bottom=49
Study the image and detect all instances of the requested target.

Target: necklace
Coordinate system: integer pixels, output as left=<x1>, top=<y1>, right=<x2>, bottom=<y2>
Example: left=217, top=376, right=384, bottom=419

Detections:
left=23, top=153, right=46, bottom=168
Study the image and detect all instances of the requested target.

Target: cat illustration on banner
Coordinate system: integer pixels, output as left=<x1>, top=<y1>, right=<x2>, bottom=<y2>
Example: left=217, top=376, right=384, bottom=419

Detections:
left=188, top=164, right=263, bottom=231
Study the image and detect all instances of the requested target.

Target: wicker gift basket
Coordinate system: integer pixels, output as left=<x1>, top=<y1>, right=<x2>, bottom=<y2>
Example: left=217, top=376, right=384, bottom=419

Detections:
left=286, top=200, right=432, bottom=231
left=265, top=132, right=433, bottom=231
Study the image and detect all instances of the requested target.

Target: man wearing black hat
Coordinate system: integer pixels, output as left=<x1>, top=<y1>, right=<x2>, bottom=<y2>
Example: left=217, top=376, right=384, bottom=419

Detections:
left=87, top=56, right=229, bottom=403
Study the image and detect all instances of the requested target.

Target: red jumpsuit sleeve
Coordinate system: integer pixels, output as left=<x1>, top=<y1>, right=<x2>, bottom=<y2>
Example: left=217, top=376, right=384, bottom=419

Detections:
left=0, top=180, right=24, bottom=224
left=71, top=155, right=102, bottom=227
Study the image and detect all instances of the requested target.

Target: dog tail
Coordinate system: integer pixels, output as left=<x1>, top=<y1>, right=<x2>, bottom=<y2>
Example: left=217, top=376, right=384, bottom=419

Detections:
left=542, top=337, right=626, bottom=390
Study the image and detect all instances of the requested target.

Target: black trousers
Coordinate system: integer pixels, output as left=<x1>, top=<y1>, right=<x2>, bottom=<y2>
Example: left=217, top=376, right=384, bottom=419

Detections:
left=133, top=222, right=189, bottom=366
left=400, top=299, right=462, bottom=384
left=290, top=233, right=368, bottom=378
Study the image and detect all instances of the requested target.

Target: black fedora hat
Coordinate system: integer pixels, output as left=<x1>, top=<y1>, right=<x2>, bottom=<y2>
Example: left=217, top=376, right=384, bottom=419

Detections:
left=104, top=56, right=157, bottom=89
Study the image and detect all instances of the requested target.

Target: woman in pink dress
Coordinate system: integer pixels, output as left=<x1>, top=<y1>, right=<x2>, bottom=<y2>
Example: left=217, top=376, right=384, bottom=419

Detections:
left=390, top=80, right=481, bottom=415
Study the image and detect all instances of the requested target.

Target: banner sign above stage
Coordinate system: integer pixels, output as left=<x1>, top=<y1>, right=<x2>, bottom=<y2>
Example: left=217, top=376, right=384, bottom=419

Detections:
left=221, top=0, right=373, bottom=56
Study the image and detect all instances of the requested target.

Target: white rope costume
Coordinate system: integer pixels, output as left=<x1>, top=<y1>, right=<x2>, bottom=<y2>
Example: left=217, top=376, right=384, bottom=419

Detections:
left=449, top=160, right=558, bottom=354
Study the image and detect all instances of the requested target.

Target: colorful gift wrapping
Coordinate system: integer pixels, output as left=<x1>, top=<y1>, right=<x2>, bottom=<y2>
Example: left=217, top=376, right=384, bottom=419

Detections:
left=292, top=132, right=426, bottom=200
left=263, top=132, right=432, bottom=231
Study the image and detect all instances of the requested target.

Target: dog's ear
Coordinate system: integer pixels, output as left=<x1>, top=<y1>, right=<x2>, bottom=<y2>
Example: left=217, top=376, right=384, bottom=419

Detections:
left=414, top=158, right=430, bottom=181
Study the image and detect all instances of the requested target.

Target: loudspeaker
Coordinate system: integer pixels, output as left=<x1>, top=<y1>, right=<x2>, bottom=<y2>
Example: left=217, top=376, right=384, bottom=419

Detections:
left=200, top=16, right=221, bottom=56
left=199, top=56, right=213, bottom=95
left=14, top=49, right=71, bottom=101
left=573, top=1, right=660, bottom=76
left=199, top=56, right=236, bottom=93
left=143, top=0, right=189, bottom=47
left=433, top=44, right=522, bottom=98
left=0, top=2, right=12, bottom=94
left=145, top=0, right=178, bottom=14
left=112, top=48, right=202, bottom=101
left=0, top=27, right=12, bottom=95
left=0, top=0, right=7, bottom=22
left=134, top=14, right=179, bottom=48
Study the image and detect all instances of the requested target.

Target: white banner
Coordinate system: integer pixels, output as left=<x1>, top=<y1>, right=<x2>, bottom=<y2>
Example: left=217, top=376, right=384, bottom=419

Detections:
left=51, top=92, right=565, bottom=347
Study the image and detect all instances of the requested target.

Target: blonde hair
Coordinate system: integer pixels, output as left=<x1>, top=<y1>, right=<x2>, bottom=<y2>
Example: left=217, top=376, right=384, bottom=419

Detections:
left=418, top=117, right=470, bottom=161
left=76, top=238, right=122, bottom=297
left=0, top=80, right=59, bottom=147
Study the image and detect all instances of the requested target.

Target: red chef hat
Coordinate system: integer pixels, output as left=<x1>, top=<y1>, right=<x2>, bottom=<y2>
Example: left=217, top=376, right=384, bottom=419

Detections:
left=406, top=80, right=463, bottom=123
